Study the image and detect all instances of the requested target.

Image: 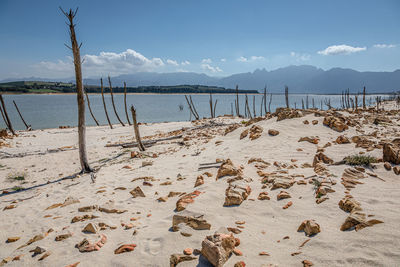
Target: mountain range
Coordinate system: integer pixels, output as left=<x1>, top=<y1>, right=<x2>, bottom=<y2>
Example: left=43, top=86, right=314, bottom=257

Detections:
left=2, top=65, right=400, bottom=93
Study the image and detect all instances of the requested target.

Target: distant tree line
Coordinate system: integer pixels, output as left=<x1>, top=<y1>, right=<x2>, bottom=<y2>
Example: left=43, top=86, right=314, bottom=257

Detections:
left=0, top=82, right=259, bottom=94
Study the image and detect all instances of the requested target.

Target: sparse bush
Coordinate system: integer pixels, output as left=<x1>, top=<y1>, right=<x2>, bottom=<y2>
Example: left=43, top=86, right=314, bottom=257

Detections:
left=344, top=155, right=377, bottom=166
left=11, top=186, right=24, bottom=191
left=7, top=172, right=26, bottom=181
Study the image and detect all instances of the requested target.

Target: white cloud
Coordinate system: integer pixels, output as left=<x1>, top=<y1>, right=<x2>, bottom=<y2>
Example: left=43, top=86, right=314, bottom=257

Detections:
left=221, top=58, right=226, bottom=62
left=317, top=45, right=366, bottom=55
left=166, top=59, right=179, bottom=66
left=373, top=44, right=396, bottom=49
left=202, top=58, right=212, bottom=63
left=181, top=60, right=191, bottom=65
left=33, top=49, right=166, bottom=77
left=237, top=56, right=265, bottom=62
left=201, top=64, right=222, bottom=73
left=290, top=52, right=311, bottom=61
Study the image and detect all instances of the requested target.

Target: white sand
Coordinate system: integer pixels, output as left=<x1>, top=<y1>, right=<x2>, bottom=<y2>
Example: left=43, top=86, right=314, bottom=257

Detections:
left=0, top=103, right=399, bottom=267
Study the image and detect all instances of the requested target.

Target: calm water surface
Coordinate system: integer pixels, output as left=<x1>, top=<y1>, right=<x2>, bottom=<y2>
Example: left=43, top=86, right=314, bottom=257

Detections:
left=0, top=94, right=384, bottom=130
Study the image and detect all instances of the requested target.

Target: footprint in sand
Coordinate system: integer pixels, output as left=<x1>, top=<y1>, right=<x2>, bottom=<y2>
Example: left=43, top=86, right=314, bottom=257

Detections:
left=142, top=237, right=163, bottom=256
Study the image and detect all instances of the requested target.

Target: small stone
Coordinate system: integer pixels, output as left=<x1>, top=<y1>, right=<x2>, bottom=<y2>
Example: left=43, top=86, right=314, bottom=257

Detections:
left=384, top=162, right=392, bottom=171
left=130, top=186, right=146, bottom=198
left=194, top=175, right=204, bottom=187
left=234, top=261, right=246, bottom=267
left=297, top=220, right=320, bottom=236
left=277, top=191, right=291, bottom=200
left=268, top=129, right=279, bottom=136
left=29, top=246, right=46, bottom=256
left=55, top=233, right=72, bottom=241
left=82, top=223, right=98, bottom=234
left=157, top=196, right=168, bottom=202
left=142, top=161, right=153, bottom=167
left=302, top=260, right=314, bottom=267
left=38, top=251, right=51, bottom=261
left=6, top=237, right=20, bottom=243
left=283, top=201, right=293, bottom=209
left=259, top=251, right=270, bottom=256
left=394, top=166, right=400, bottom=175
left=233, top=248, right=243, bottom=256
left=258, top=192, right=270, bottom=200
left=227, top=227, right=241, bottom=234
left=114, top=244, right=136, bottom=254
left=183, top=248, right=193, bottom=255
left=240, top=129, right=249, bottom=140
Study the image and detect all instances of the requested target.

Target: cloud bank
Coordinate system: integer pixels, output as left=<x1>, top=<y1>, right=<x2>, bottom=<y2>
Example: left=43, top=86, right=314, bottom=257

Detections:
left=318, top=45, right=366, bottom=55
left=373, top=44, right=396, bottom=49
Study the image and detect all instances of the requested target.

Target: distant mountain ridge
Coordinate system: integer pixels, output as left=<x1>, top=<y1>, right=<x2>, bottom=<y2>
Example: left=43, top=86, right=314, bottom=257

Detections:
left=2, top=65, right=400, bottom=93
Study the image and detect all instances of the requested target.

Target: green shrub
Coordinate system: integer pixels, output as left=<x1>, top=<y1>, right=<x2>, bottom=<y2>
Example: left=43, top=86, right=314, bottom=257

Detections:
left=344, top=155, right=377, bottom=166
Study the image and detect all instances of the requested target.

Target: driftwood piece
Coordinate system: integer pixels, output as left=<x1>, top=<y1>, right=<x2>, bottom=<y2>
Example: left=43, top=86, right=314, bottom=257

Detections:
left=130, top=105, right=145, bottom=151
left=101, top=78, right=113, bottom=129
left=184, top=95, right=199, bottom=120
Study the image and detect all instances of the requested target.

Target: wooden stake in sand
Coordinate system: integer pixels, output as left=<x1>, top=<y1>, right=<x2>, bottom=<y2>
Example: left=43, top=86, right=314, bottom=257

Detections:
left=0, top=94, right=15, bottom=135
left=60, top=7, right=92, bottom=173
left=130, top=105, right=145, bottom=151
left=285, top=85, right=289, bottom=108
left=108, top=76, right=125, bottom=126
left=124, top=82, right=132, bottom=125
left=84, top=88, right=99, bottom=126
left=101, top=78, right=113, bottom=129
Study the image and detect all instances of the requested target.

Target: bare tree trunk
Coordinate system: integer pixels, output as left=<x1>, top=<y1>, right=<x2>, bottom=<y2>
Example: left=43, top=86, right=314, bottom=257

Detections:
left=260, top=95, right=264, bottom=116
left=363, top=86, right=366, bottom=109
left=130, top=105, right=145, bottom=151
left=189, top=96, right=200, bottom=119
left=13, top=100, right=31, bottom=130
left=124, top=82, right=132, bottom=125
left=184, top=95, right=199, bottom=120
left=60, top=7, right=91, bottom=173
left=101, top=78, right=113, bottom=129
left=108, top=76, right=125, bottom=126
left=213, top=100, right=217, bottom=118
left=235, top=85, right=240, bottom=116
left=84, top=89, right=99, bottom=126
left=268, top=93, right=272, bottom=113
left=0, top=103, right=11, bottom=132
left=253, top=95, right=256, bottom=117
left=285, top=86, right=289, bottom=108
left=209, top=93, right=213, bottom=118
left=263, top=86, right=267, bottom=114
left=0, top=94, right=15, bottom=135
left=231, top=103, right=233, bottom=116
left=302, top=99, right=305, bottom=109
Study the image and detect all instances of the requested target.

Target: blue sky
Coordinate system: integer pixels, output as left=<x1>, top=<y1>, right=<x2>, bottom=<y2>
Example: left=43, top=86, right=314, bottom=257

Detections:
left=0, top=0, right=399, bottom=79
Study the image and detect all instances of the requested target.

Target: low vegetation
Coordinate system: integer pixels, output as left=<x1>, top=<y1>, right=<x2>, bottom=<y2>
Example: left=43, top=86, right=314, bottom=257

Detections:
left=7, top=172, right=26, bottom=182
left=344, top=155, right=378, bottom=166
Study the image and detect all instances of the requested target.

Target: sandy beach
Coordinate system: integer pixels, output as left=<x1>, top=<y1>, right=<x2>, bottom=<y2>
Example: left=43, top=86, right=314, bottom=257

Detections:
left=1, top=102, right=400, bottom=267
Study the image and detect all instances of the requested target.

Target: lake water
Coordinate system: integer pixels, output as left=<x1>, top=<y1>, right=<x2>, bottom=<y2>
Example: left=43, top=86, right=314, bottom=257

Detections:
left=0, top=93, right=384, bottom=130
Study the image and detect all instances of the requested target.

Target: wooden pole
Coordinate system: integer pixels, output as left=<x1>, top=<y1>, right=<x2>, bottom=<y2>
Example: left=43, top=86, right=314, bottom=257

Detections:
left=60, top=7, right=91, bottom=172
left=209, top=93, right=213, bottom=118
left=260, top=95, right=264, bottom=116
left=108, top=76, right=125, bottom=126
left=130, top=105, right=145, bottom=151
left=268, top=93, right=272, bottom=113
left=213, top=99, right=217, bottom=118
left=263, top=86, right=267, bottom=114
left=101, top=78, right=113, bottom=129
left=13, top=100, right=31, bottom=130
left=189, top=96, right=200, bottom=119
left=84, top=89, right=99, bottom=126
left=253, top=95, right=256, bottom=117
left=124, top=82, right=132, bottom=125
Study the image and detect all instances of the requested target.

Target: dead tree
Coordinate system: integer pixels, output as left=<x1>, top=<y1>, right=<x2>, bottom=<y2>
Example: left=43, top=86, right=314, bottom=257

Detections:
left=108, top=76, right=125, bottom=126
left=235, top=85, right=240, bottom=116
left=101, top=78, right=113, bottom=129
left=213, top=100, right=217, bottom=118
left=362, top=86, right=366, bottom=109
left=285, top=86, right=289, bottom=108
left=0, top=101, right=12, bottom=133
left=253, top=95, right=256, bottom=117
left=231, top=103, right=234, bottom=116
left=263, top=86, right=267, bottom=114
left=209, top=93, right=214, bottom=118
left=60, top=7, right=92, bottom=173
left=13, top=100, right=31, bottom=130
left=189, top=96, right=200, bottom=119
left=184, top=95, right=199, bottom=120
left=124, top=82, right=132, bottom=125
left=130, top=105, right=145, bottom=151
left=84, top=89, right=99, bottom=126
left=301, top=99, right=305, bottom=110
left=245, top=94, right=252, bottom=119
left=0, top=95, right=15, bottom=135
left=312, top=98, right=315, bottom=109
left=306, top=95, right=309, bottom=109
left=268, top=93, right=272, bottom=113
left=260, top=94, right=264, bottom=116
left=354, top=95, right=358, bottom=111
left=324, top=98, right=332, bottom=109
